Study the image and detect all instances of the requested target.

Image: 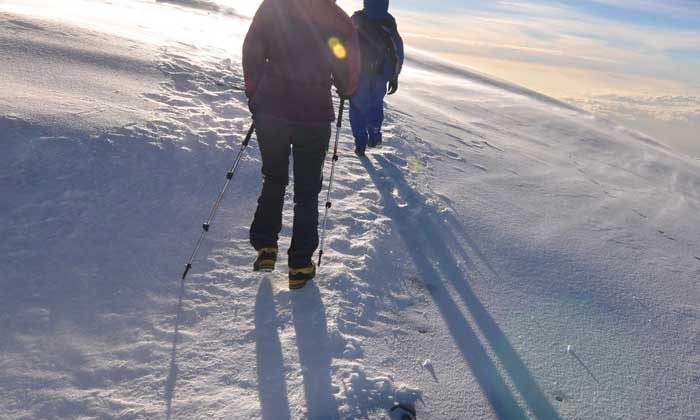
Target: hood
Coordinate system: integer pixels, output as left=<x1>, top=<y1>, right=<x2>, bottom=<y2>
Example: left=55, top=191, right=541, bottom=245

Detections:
left=364, top=0, right=390, bottom=19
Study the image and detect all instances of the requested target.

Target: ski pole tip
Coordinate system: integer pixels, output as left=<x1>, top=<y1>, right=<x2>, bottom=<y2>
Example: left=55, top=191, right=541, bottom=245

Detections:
left=182, top=263, right=192, bottom=280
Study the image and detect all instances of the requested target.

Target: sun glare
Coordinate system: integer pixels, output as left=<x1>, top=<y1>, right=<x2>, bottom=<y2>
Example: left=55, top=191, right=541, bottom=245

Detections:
left=328, top=36, right=348, bottom=60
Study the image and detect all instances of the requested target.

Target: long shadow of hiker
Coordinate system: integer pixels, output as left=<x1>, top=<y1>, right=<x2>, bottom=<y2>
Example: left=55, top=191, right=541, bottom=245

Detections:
left=363, top=155, right=562, bottom=420
left=291, top=283, right=340, bottom=420
left=255, top=278, right=292, bottom=420
left=164, top=276, right=186, bottom=420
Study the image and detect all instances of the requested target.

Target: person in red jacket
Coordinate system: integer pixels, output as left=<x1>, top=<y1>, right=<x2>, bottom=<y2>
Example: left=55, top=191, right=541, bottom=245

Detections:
left=243, top=0, right=360, bottom=289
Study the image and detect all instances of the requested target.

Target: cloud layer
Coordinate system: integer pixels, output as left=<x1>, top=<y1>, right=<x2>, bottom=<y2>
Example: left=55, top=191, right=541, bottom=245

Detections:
left=383, top=0, right=700, bottom=155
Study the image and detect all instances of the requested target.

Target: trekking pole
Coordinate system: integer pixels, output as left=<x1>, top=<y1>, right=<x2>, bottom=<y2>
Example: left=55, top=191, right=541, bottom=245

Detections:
left=181, top=122, right=256, bottom=281
left=318, top=98, right=346, bottom=267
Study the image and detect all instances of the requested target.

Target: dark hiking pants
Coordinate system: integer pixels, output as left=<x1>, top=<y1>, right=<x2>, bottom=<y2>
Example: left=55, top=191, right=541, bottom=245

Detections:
left=250, top=116, right=331, bottom=269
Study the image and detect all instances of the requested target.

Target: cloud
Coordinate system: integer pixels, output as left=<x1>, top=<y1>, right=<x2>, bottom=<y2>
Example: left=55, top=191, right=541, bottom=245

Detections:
left=570, top=93, right=700, bottom=156
left=393, top=1, right=700, bottom=87
left=402, top=32, right=621, bottom=65
left=389, top=0, right=700, bottom=156
left=580, top=0, right=700, bottom=20
left=577, top=94, right=700, bottom=124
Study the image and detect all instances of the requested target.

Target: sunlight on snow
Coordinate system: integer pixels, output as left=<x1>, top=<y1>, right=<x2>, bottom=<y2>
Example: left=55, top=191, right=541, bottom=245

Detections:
left=0, top=0, right=250, bottom=53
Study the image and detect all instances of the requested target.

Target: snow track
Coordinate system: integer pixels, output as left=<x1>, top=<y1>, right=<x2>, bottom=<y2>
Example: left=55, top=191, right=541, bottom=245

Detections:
left=136, top=49, right=422, bottom=419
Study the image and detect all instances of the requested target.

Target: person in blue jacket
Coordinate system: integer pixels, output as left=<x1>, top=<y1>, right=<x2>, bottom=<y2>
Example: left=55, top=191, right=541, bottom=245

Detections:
left=350, top=0, right=404, bottom=157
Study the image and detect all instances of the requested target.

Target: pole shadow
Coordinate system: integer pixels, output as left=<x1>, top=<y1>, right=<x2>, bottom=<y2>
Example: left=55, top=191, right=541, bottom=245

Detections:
left=164, top=276, right=186, bottom=420
left=291, top=283, right=340, bottom=420
left=255, top=278, right=292, bottom=420
left=363, top=155, right=562, bottom=420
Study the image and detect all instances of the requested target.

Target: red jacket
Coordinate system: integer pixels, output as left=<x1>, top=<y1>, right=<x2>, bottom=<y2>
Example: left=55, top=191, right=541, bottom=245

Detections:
left=243, top=0, right=360, bottom=124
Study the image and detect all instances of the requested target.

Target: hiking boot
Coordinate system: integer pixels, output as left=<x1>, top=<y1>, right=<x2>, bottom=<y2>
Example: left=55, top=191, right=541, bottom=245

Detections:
left=354, top=144, right=366, bottom=157
left=253, top=247, right=278, bottom=272
left=289, top=262, right=316, bottom=289
left=390, top=404, right=417, bottom=420
left=368, top=134, right=382, bottom=148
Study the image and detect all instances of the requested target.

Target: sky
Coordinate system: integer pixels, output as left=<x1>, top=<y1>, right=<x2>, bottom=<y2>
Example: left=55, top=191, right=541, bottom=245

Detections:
left=3, top=0, right=697, bottom=156
left=335, top=0, right=700, bottom=156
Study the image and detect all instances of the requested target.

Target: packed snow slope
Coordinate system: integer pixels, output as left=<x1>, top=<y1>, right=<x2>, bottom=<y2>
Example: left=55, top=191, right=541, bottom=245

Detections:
left=2, top=2, right=700, bottom=419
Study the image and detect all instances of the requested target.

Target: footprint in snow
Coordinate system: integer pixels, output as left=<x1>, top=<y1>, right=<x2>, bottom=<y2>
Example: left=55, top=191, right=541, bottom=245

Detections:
left=483, top=141, right=504, bottom=152
left=391, top=188, right=408, bottom=208
left=632, top=209, right=647, bottom=218
left=657, top=230, right=675, bottom=241
left=422, top=359, right=438, bottom=382
left=552, top=390, right=567, bottom=403
left=445, top=151, right=464, bottom=161
left=331, top=239, right=369, bottom=257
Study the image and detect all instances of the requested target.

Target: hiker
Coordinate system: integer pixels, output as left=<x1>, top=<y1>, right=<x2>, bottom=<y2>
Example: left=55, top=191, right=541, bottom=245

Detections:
left=243, top=0, right=360, bottom=289
left=350, top=0, right=404, bottom=157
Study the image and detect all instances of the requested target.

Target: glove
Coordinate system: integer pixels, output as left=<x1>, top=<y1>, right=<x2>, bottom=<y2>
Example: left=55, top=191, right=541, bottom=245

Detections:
left=387, top=78, right=398, bottom=95
left=335, top=87, right=350, bottom=101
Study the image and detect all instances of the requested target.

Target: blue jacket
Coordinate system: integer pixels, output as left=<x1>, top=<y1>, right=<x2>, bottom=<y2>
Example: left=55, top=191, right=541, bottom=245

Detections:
left=353, top=0, right=404, bottom=82
left=364, top=0, right=390, bottom=19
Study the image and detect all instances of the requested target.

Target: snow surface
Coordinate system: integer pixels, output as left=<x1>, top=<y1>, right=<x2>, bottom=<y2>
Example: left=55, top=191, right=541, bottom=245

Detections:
left=2, top=1, right=700, bottom=419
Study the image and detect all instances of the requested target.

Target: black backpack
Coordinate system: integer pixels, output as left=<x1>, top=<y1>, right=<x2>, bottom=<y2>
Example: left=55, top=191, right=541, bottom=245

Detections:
left=353, top=11, right=398, bottom=76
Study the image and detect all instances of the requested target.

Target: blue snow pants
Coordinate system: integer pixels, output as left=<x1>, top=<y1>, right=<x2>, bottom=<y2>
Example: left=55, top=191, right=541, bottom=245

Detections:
left=349, top=74, right=388, bottom=148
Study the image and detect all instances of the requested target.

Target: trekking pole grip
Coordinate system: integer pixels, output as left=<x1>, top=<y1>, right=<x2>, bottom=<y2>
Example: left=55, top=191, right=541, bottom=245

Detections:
left=242, top=122, right=256, bottom=147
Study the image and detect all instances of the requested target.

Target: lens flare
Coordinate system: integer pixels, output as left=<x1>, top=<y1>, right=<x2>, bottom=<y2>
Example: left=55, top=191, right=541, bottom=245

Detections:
left=328, top=36, right=347, bottom=60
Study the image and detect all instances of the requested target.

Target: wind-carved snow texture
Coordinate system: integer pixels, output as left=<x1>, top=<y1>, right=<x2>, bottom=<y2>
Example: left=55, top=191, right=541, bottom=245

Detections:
left=1, top=15, right=422, bottom=416
left=145, top=51, right=422, bottom=419
left=0, top=22, right=255, bottom=419
left=2, top=4, right=700, bottom=420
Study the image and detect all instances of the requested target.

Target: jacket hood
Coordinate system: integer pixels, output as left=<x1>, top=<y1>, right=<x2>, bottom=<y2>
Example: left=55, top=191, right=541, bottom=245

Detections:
left=364, top=0, right=390, bottom=19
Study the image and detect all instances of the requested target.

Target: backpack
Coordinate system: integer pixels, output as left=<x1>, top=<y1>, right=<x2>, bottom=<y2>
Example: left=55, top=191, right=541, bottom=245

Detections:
left=354, top=11, right=399, bottom=76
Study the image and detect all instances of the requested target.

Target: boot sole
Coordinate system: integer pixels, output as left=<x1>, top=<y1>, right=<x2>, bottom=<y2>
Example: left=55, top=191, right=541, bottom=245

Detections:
left=289, top=279, right=311, bottom=290
left=254, top=261, right=276, bottom=272
left=289, top=272, right=315, bottom=290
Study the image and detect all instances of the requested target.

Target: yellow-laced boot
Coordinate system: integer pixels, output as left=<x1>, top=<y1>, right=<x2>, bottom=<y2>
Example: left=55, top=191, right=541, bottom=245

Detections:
left=288, top=262, right=316, bottom=289
left=253, top=248, right=278, bottom=272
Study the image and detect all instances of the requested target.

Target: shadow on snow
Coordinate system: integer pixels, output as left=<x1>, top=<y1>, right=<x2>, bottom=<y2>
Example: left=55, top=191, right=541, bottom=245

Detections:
left=250, top=278, right=339, bottom=420
left=255, top=278, right=292, bottom=420
left=362, top=154, right=561, bottom=420
left=290, top=282, right=340, bottom=419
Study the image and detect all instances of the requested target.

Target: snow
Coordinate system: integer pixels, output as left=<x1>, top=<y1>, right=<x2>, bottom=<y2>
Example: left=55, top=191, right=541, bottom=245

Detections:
left=2, top=1, right=700, bottom=419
